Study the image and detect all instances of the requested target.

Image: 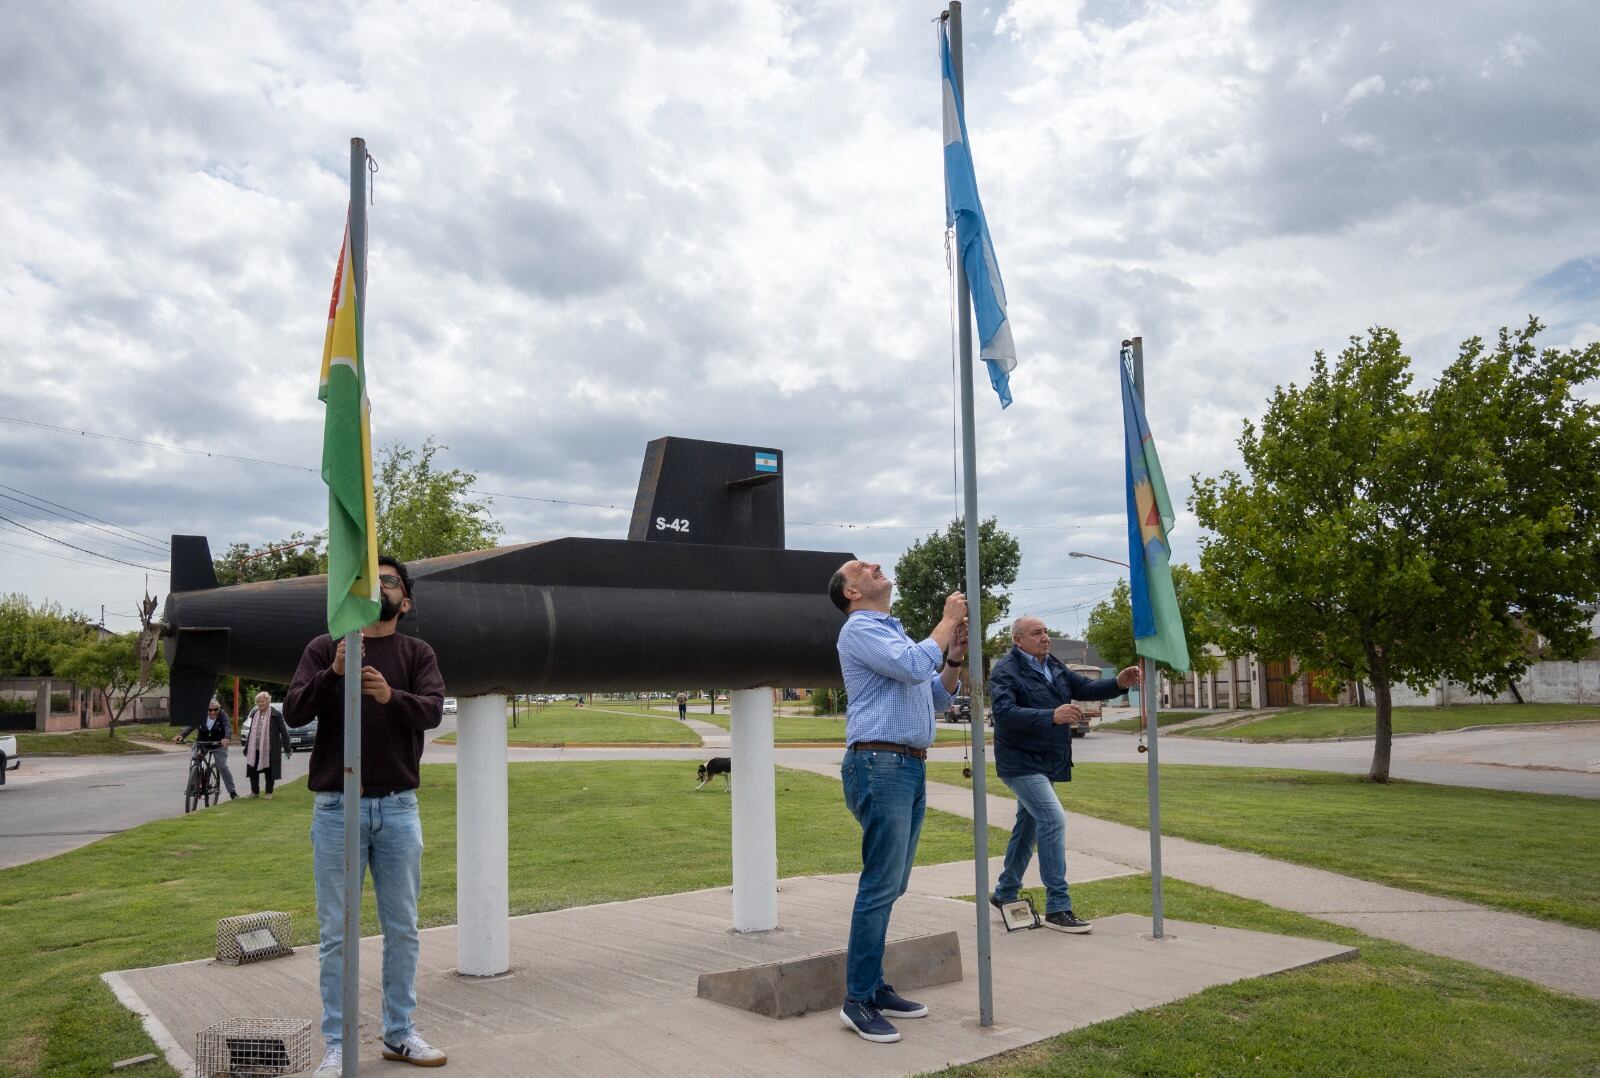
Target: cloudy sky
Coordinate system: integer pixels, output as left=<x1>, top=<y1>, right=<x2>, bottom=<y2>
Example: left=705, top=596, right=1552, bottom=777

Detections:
left=2, top=0, right=1597, bottom=640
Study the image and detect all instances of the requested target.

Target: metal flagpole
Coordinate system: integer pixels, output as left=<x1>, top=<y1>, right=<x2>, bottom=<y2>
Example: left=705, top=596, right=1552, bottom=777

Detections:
left=1130, top=336, right=1165, bottom=938
left=342, top=136, right=367, bottom=1070
left=947, top=0, right=995, bottom=1027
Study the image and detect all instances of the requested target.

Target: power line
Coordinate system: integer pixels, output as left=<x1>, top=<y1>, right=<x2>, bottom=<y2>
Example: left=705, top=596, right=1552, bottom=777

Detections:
left=0, top=482, right=169, bottom=548
left=0, top=513, right=163, bottom=571
left=0, top=537, right=153, bottom=575
left=0, top=413, right=1127, bottom=534
left=0, top=415, right=316, bottom=473
left=0, top=488, right=169, bottom=556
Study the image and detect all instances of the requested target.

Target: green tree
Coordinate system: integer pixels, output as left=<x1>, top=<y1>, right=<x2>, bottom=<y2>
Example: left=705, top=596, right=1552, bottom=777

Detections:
left=891, top=517, right=1021, bottom=652
left=375, top=438, right=504, bottom=561
left=51, top=631, right=169, bottom=737
left=1084, top=566, right=1220, bottom=677
left=213, top=531, right=326, bottom=586
left=1191, top=320, right=1600, bottom=781
left=0, top=594, right=94, bottom=677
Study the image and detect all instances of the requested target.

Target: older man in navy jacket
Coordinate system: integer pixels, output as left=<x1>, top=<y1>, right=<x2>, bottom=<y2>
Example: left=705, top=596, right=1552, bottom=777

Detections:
left=988, top=616, right=1140, bottom=932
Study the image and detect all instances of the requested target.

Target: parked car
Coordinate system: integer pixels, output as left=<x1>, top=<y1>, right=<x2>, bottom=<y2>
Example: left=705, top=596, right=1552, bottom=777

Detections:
left=0, top=732, right=19, bottom=785
left=944, top=695, right=973, bottom=723
left=442, top=698, right=458, bottom=714
left=1066, top=665, right=1105, bottom=738
left=287, top=715, right=317, bottom=752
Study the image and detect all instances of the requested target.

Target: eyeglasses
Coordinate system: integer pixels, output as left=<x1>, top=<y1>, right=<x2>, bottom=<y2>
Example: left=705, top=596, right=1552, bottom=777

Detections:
left=378, top=573, right=404, bottom=590
left=207, top=708, right=220, bottom=713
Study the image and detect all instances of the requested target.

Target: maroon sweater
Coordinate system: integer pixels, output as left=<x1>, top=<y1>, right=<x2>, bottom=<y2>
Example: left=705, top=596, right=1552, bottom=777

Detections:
left=283, top=631, right=445, bottom=796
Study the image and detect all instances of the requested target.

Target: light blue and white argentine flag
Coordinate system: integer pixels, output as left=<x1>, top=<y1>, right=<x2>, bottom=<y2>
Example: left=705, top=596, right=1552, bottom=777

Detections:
left=941, top=22, right=1016, bottom=409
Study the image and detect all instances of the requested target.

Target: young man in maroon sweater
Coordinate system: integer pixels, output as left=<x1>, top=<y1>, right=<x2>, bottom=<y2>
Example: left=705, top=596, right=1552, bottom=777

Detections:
left=285, top=555, right=447, bottom=1075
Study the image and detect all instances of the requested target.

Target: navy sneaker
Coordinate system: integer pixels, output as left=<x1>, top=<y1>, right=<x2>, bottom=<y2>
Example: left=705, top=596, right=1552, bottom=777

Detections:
left=874, top=983, right=928, bottom=1018
left=840, top=999, right=900, bottom=1043
left=1043, top=910, right=1092, bottom=934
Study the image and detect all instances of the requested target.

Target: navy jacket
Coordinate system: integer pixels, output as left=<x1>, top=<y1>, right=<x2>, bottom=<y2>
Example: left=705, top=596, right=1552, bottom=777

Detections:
left=990, top=646, right=1123, bottom=781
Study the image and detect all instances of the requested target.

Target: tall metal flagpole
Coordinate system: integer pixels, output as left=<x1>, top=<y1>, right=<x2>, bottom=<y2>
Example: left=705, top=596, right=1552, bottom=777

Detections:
left=948, top=0, right=995, bottom=1028
left=1129, top=336, right=1166, bottom=939
left=343, top=136, right=367, bottom=1070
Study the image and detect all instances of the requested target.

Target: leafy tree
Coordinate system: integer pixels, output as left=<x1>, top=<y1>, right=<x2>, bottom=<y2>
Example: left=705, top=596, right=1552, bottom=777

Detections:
left=51, top=631, right=169, bottom=737
left=0, top=594, right=94, bottom=677
left=213, top=531, right=326, bottom=586
left=1084, top=566, right=1220, bottom=677
left=891, top=517, right=1021, bottom=652
left=375, top=438, right=504, bottom=561
left=1191, top=320, right=1600, bottom=781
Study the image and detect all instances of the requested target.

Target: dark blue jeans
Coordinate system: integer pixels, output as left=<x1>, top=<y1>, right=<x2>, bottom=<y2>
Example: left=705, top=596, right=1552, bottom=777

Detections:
left=841, top=747, right=926, bottom=1002
left=993, top=772, right=1072, bottom=913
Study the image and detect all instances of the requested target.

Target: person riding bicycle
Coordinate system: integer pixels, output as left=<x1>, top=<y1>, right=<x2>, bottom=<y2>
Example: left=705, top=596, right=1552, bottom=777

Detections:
left=174, top=697, right=239, bottom=800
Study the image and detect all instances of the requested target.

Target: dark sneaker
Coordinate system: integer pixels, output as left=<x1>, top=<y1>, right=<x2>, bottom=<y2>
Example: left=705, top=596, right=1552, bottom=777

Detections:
left=874, top=983, right=928, bottom=1018
left=839, top=999, right=900, bottom=1043
left=989, top=894, right=1013, bottom=916
left=1043, top=910, right=1092, bottom=934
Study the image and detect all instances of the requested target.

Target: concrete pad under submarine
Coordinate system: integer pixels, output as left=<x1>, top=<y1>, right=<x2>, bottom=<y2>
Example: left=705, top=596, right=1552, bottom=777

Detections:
left=159, top=437, right=853, bottom=720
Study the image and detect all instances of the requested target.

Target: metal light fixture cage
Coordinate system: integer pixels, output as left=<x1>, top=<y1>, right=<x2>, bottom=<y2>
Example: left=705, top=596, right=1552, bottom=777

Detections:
left=215, top=911, right=294, bottom=965
left=195, top=1017, right=313, bottom=1077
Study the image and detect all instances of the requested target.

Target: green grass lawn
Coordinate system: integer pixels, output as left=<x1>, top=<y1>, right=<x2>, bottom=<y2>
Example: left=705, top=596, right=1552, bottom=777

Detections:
left=1097, top=709, right=1207, bottom=733
left=926, top=761, right=1600, bottom=930
left=434, top=703, right=702, bottom=746
left=0, top=760, right=1002, bottom=1076
left=938, top=875, right=1600, bottom=1077
left=11, top=729, right=159, bottom=756
left=1183, top=702, right=1600, bottom=741
left=696, top=712, right=978, bottom=744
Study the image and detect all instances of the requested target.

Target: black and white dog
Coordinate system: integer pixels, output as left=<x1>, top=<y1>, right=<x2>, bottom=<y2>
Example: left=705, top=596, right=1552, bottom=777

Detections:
left=696, top=756, right=732, bottom=791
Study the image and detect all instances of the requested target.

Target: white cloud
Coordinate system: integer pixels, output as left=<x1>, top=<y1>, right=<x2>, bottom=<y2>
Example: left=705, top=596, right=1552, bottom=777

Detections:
left=2, top=0, right=1598, bottom=641
left=1327, top=74, right=1386, bottom=121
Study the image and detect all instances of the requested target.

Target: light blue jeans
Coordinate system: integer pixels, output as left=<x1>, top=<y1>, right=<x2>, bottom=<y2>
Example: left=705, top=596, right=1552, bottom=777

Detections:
left=840, top=748, right=926, bottom=1002
left=310, top=790, right=424, bottom=1048
left=993, top=772, right=1072, bottom=914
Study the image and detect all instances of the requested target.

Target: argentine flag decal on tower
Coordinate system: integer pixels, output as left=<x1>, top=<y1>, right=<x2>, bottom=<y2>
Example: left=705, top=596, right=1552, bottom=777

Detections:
left=755, top=452, right=778, bottom=473
left=941, top=22, right=1017, bottom=409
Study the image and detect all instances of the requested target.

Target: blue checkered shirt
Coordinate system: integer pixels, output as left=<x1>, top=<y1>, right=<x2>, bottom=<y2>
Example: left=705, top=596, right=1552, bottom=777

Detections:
left=837, top=610, right=952, bottom=749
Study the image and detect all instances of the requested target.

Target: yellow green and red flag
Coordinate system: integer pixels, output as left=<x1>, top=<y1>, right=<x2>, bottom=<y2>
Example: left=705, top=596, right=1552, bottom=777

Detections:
left=318, top=216, right=381, bottom=637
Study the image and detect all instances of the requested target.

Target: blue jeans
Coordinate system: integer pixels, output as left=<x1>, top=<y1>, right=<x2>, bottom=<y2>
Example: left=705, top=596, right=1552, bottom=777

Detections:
left=993, top=772, right=1072, bottom=914
left=310, top=790, right=424, bottom=1047
left=840, top=748, right=925, bottom=1002
left=207, top=747, right=237, bottom=798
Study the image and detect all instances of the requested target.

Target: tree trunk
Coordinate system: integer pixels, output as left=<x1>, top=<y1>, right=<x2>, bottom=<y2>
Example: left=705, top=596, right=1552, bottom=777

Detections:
left=1368, top=673, right=1393, bottom=782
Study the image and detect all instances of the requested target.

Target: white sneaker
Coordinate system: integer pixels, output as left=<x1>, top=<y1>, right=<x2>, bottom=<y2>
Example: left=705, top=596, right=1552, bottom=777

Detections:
left=314, top=1045, right=342, bottom=1078
left=382, top=1032, right=447, bottom=1067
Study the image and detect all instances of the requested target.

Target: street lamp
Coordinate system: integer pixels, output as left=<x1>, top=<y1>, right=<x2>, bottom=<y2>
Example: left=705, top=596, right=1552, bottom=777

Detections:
left=1068, top=550, right=1129, bottom=569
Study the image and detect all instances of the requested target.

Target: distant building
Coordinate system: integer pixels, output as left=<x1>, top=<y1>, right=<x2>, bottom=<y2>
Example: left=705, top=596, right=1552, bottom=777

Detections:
left=1047, top=636, right=1105, bottom=669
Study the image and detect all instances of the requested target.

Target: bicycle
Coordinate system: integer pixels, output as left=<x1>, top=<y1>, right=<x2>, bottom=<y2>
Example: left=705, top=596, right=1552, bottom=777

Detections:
left=179, top=739, right=223, bottom=813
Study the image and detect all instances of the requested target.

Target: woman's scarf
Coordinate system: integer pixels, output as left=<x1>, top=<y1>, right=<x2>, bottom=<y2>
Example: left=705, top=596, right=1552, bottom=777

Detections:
left=245, top=706, right=273, bottom=770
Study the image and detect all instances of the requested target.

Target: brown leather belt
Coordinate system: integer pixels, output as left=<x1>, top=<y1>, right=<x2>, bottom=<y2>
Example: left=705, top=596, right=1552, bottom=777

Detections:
left=849, top=741, right=929, bottom=760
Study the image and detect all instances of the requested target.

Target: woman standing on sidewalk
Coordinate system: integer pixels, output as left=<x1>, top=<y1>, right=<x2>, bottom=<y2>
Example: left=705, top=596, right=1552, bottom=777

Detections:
left=242, top=691, right=289, bottom=799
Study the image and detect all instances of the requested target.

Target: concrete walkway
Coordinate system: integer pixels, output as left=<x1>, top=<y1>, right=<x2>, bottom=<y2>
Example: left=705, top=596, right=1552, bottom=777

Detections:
left=106, top=866, right=1352, bottom=1077
left=780, top=760, right=1600, bottom=1002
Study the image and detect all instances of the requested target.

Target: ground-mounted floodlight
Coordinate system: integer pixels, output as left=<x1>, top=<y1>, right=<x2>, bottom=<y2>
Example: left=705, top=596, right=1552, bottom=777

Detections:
left=997, top=895, right=1041, bottom=932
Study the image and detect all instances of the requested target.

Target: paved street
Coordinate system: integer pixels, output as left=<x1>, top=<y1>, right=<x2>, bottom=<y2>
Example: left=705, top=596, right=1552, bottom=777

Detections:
left=0, top=742, right=311, bottom=870
left=3, top=716, right=1594, bottom=872
left=1074, top=722, right=1600, bottom=798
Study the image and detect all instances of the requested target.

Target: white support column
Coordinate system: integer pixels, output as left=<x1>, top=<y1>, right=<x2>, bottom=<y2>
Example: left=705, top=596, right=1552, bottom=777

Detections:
left=456, top=694, right=510, bottom=975
left=729, top=687, right=777, bottom=932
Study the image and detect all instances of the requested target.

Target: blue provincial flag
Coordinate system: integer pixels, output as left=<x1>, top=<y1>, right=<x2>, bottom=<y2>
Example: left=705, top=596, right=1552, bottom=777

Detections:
left=941, top=22, right=1016, bottom=409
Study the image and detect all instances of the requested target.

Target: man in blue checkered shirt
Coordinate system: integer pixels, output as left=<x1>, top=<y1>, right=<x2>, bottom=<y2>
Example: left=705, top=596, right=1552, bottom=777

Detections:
left=828, top=559, right=968, bottom=1044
